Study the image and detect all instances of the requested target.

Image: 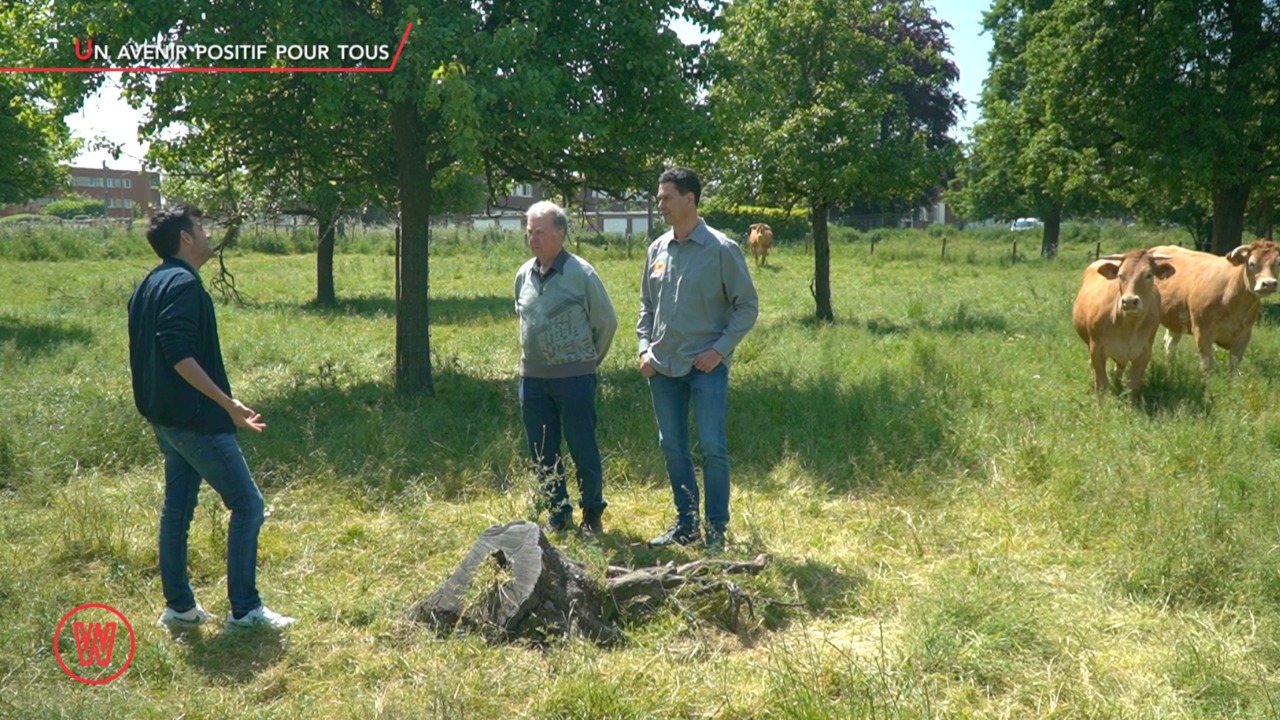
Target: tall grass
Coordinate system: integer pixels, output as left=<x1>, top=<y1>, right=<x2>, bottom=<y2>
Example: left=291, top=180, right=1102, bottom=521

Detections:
left=3, top=225, right=1280, bottom=718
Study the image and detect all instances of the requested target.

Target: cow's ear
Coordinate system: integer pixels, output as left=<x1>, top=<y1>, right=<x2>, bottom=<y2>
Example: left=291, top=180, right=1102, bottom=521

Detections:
left=1227, top=246, right=1251, bottom=265
left=1154, top=263, right=1176, bottom=280
left=1096, top=262, right=1120, bottom=280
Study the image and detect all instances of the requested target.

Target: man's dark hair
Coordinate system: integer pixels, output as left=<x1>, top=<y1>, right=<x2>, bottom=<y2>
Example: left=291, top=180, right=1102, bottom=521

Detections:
left=146, top=204, right=203, bottom=259
left=658, top=167, right=702, bottom=205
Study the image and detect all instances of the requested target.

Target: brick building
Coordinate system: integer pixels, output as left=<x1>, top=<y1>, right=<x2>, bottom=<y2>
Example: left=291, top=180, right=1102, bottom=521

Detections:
left=66, top=166, right=163, bottom=219
left=0, top=165, right=163, bottom=219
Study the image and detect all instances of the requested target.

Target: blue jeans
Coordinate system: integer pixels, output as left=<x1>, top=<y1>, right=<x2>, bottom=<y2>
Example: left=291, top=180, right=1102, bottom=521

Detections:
left=153, top=424, right=264, bottom=618
left=648, top=363, right=730, bottom=531
left=519, top=374, right=606, bottom=514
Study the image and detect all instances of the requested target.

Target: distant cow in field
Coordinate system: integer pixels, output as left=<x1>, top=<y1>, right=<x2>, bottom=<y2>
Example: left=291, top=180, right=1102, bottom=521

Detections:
left=1149, top=240, right=1280, bottom=371
left=748, top=223, right=773, bottom=267
left=1072, top=250, right=1175, bottom=402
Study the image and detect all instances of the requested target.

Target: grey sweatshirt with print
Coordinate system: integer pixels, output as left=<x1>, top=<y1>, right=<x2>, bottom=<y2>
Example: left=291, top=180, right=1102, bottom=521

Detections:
left=515, top=249, right=618, bottom=378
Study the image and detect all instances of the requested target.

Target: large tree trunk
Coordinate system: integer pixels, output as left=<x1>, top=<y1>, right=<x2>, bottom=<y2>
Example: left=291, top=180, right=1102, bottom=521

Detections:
left=1253, top=194, right=1274, bottom=241
left=1210, top=183, right=1251, bottom=256
left=392, top=100, right=435, bottom=395
left=316, top=208, right=337, bottom=306
left=811, top=201, right=833, bottom=323
left=1041, top=204, right=1062, bottom=259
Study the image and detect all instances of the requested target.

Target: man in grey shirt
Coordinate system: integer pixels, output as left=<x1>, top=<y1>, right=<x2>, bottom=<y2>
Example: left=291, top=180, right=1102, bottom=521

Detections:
left=516, top=201, right=618, bottom=536
left=638, top=167, right=759, bottom=552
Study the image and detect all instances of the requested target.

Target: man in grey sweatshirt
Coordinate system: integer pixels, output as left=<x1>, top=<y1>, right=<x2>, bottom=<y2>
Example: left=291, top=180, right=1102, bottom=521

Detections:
left=515, top=201, right=618, bottom=535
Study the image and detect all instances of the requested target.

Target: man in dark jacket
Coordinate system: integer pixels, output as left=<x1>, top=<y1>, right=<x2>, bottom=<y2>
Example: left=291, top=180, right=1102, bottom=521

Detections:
left=129, top=205, right=295, bottom=631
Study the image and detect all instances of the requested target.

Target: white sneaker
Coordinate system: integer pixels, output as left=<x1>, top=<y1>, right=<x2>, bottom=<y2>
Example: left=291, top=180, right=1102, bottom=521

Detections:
left=226, top=605, right=297, bottom=630
left=157, top=603, right=216, bottom=628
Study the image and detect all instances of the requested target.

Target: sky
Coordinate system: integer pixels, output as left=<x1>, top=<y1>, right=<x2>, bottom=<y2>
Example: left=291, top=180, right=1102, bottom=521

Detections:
left=68, top=2, right=993, bottom=172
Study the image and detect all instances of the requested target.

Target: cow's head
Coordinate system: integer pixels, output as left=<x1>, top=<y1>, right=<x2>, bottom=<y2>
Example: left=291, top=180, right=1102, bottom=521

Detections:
left=1097, top=251, right=1175, bottom=314
left=1227, top=240, right=1280, bottom=296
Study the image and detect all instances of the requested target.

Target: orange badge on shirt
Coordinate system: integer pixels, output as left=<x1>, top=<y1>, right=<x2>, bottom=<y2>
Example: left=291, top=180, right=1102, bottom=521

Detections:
left=650, top=258, right=666, bottom=278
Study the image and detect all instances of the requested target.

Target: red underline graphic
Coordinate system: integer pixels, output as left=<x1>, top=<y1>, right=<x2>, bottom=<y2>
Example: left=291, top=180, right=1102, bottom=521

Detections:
left=0, top=23, right=412, bottom=73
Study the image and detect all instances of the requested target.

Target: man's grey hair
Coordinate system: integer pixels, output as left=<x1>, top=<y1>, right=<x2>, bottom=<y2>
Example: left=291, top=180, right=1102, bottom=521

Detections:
left=526, top=201, right=569, bottom=234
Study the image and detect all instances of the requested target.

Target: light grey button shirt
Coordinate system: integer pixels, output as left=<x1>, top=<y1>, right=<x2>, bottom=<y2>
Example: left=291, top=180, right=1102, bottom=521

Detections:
left=637, top=219, right=759, bottom=377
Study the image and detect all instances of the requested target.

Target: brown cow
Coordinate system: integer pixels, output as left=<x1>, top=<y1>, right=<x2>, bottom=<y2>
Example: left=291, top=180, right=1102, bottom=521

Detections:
left=1150, top=240, right=1280, bottom=371
left=748, top=223, right=773, bottom=267
left=1072, top=250, right=1175, bottom=402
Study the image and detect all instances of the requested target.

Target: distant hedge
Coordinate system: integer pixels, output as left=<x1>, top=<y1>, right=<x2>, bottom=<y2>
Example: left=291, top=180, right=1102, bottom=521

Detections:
left=700, top=200, right=809, bottom=242
left=41, top=198, right=106, bottom=219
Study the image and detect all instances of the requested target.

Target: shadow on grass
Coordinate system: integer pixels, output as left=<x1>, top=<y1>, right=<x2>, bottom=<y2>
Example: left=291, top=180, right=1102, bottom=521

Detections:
left=180, top=628, right=288, bottom=684
left=0, top=315, right=94, bottom=359
left=1257, top=301, right=1280, bottom=326
left=263, top=294, right=512, bottom=325
left=243, top=341, right=969, bottom=504
left=1138, top=357, right=1212, bottom=416
left=246, top=367, right=520, bottom=498
left=772, top=557, right=869, bottom=614
left=792, top=305, right=1007, bottom=336
left=864, top=308, right=1008, bottom=336
left=726, top=365, right=966, bottom=496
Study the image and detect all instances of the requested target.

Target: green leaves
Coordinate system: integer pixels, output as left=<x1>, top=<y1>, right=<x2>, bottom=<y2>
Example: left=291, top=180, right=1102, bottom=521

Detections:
left=0, top=4, right=76, bottom=205
left=957, top=0, right=1280, bottom=251
left=711, top=0, right=960, bottom=209
left=709, top=0, right=962, bottom=320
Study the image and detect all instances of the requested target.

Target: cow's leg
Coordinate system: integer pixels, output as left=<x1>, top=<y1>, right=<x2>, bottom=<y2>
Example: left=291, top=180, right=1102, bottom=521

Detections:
left=1229, top=328, right=1253, bottom=371
left=1128, top=350, right=1152, bottom=404
left=1163, top=329, right=1181, bottom=355
left=1089, top=345, right=1109, bottom=399
left=1194, top=327, right=1217, bottom=371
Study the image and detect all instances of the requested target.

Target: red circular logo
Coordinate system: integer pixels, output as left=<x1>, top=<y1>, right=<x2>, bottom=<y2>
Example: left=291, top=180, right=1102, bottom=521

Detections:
left=53, top=603, right=136, bottom=685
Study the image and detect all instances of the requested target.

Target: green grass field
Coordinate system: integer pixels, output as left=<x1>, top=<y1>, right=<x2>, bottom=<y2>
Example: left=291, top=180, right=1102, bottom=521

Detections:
left=4, top=224, right=1280, bottom=718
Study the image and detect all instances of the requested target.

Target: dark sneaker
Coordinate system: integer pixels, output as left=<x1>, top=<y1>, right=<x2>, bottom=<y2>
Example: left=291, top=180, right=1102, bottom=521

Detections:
left=579, top=509, right=604, bottom=538
left=648, top=524, right=701, bottom=547
left=705, top=528, right=726, bottom=554
left=544, top=506, right=573, bottom=534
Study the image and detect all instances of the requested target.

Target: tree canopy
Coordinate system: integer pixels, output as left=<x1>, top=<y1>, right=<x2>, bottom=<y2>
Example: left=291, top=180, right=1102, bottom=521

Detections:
left=710, top=0, right=961, bottom=321
left=51, top=0, right=715, bottom=393
left=956, top=0, right=1280, bottom=254
left=0, top=5, right=77, bottom=206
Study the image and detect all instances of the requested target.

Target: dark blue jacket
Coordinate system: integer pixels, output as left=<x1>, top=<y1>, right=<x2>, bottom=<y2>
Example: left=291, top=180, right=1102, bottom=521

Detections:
left=128, top=258, right=235, bottom=434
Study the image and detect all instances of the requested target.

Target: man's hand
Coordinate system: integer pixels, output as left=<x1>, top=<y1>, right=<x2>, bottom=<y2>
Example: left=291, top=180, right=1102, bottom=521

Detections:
left=639, top=351, right=658, bottom=378
left=228, top=399, right=266, bottom=432
left=693, top=348, right=723, bottom=372
left=174, top=358, right=267, bottom=432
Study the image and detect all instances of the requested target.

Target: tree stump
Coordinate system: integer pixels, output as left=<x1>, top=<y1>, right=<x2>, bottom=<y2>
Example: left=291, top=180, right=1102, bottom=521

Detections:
left=408, top=521, right=776, bottom=646
left=406, top=520, right=620, bottom=645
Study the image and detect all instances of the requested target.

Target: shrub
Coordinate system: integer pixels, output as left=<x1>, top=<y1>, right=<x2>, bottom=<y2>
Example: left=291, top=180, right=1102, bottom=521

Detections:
left=700, top=199, right=809, bottom=242
left=1060, top=222, right=1102, bottom=244
left=829, top=226, right=862, bottom=244
left=0, top=214, right=47, bottom=225
left=41, top=198, right=106, bottom=219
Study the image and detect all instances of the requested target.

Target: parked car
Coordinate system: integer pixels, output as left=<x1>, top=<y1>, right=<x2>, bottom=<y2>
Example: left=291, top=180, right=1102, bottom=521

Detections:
left=1010, top=217, right=1042, bottom=231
